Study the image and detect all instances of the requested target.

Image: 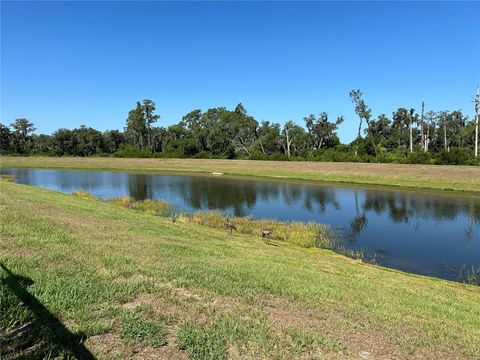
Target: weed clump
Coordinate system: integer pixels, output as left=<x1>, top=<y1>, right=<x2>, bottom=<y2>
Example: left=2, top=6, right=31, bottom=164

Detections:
left=110, top=196, right=172, bottom=216
left=191, top=211, right=326, bottom=248
left=72, top=191, right=98, bottom=201
left=0, top=174, right=15, bottom=182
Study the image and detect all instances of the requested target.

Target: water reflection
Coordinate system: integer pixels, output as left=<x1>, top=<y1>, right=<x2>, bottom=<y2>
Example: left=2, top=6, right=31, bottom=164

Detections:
left=1, top=168, right=479, bottom=281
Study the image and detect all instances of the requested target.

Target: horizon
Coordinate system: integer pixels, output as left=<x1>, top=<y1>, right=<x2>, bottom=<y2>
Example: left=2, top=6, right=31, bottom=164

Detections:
left=1, top=1, right=479, bottom=141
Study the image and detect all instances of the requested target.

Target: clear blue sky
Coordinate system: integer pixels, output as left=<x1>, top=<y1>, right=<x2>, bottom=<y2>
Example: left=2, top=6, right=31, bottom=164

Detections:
left=1, top=1, right=479, bottom=142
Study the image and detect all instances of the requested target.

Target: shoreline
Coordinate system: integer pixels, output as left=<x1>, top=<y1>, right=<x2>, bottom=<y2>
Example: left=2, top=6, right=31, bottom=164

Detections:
left=1, top=156, right=480, bottom=193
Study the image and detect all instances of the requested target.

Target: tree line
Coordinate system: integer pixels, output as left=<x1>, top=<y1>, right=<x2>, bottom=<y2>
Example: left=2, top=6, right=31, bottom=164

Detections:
left=1, top=89, right=479, bottom=165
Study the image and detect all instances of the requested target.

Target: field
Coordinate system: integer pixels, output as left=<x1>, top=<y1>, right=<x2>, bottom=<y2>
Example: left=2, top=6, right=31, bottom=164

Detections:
left=1, top=181, right=479, bottom=359
left=1, top=156, right=480, bottom=192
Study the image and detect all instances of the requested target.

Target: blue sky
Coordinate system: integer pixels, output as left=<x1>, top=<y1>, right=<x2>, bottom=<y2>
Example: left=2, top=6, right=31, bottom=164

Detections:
left=1, top=1, right=479, bottom=142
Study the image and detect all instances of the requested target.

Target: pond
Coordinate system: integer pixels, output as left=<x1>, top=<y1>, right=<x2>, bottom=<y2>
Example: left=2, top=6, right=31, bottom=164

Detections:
left=2, top=167, right=479, bottom=282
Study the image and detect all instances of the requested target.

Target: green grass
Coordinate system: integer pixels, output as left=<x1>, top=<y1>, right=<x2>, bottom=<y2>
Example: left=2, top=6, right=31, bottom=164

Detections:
left=120, top=309, right=167, bottom=348
left=177, top=322, right=227, bottom=360
left=1, top=181, right=480, bottom=359
left=2, top=156, right=480, bottom=192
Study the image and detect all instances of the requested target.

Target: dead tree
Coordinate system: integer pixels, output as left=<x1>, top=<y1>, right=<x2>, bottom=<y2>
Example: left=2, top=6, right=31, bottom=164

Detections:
left=475, top=88, right=479, bottom=158
left=443, top=113, right=449, bottom=152
left=421, top=101, right=425, bottom=151
left=409, top=109, right=414, bottom=153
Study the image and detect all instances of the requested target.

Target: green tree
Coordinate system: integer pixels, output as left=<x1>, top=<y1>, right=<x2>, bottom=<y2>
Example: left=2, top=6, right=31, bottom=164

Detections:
left=125, top=100, right=160, bottom=152
left=256, top=121, right=282, bottom=155
left=143, top=99, right=161, bottom=151
left=10, top=118, right=36, bottom=154
left=281, top=121, right=307, bottom=158
left=125, top=102, right=146, bottom=150
left=230, top=103, right=258, bottom=157
left=304, top=112, right=344, bottom=150
left=0, top=123, right=14, bottom=154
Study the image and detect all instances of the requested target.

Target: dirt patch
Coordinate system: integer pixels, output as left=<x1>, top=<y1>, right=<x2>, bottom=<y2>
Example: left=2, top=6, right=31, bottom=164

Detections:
left=1, top=247, right=36, bottom=257
left=85, top=332, right=126, bottom=358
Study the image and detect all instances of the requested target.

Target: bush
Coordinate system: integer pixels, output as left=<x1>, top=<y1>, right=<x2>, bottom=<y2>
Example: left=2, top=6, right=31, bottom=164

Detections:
left=406, top=151, right=433, bottom=164
left=435, top=148, right=471, bottom=165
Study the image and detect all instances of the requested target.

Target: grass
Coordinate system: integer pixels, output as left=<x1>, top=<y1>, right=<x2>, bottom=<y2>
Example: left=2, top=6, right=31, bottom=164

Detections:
left=177, top=322, right=227, bottom=360
left=1, top=181, right=480, bottom=359
left=2, top=156, right=480, bottom=192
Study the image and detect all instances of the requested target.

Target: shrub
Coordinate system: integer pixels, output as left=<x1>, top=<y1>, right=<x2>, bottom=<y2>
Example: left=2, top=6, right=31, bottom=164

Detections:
left=406, top=151, right=433, bottom=164
left=435, top=148, right=471, bottom=165
left=112, top=144, right=152, bottom=158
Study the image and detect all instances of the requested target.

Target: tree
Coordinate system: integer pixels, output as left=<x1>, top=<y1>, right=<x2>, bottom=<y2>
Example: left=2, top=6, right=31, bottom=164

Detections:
left=349, top=89, right=376, bottom=156
left=143, top=99, right=161, bottom=152
left=32, top=134, right=52, bottom=154
left=367, top=114, right=392, bottom=150
left=256, top=121, right=282, bottom=155
left=439, top=111, right=449, bottom=152
left=125, top=100, right=160, bottom=151
left=73, top=126, right=103, bottom=156
left=304, top=112, right=344, bottom=150
left=424, top=111, right=437, bottom=152
left=420, top=101, right=425, bottom=152
left=230, top=104, right=258, bottom=156
left=125, top=102, right=146, bottom=150
left=281, top=121, right=307, bottom=158
left=475, top=88, right=479, bottom=158
left=52, top=129, right=76, bottom=156
left=408, top=108, right=415, bottom=153
left=102, top=130, right=125, bottom=154
left=10, top=118, right=36, bottom=154
left=0, top=123, right=14, bottom=154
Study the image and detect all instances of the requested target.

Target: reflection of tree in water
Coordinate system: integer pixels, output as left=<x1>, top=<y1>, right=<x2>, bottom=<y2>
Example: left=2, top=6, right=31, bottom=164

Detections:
left=303, top=187, right=340, bottom=213
left=280, top=185, right=302, bottom=206
left=347, top=214, right=368, bottom=243
left=347, top=191, right=480, bottom=243
left=124, top=173, right=480, bottom=242
left=128, top=174, right=153, bottom=200
left=169, top=177, right=262, bottom=216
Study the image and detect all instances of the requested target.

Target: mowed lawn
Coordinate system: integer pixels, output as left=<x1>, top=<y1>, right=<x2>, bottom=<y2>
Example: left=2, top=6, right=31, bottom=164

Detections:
left=2, top=156, right=480, bottom=192
left=1, top=181, right=480, bottom=359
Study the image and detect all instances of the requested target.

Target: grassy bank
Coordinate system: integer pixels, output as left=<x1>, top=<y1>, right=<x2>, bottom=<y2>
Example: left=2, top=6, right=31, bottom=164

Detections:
left=2, top=156, right=480, bottom=192
left=1, top=182, right=480, bottom=359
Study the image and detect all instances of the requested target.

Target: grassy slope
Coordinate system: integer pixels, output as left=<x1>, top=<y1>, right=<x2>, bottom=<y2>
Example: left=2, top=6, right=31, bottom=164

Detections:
left=2, top=156, right=480, bottom=192
left=1, top=182, right=479, bottom=359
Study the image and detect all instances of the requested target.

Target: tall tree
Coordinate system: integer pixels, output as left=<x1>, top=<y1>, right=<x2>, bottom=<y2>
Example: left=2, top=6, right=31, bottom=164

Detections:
left=143, top=99, right=161, bottom=152
left=230, top=103, right=258, bottom=156
left=349, top=89, right=376, bottom=156
left=10, top=118, right=36, bottom=154
left=421, top=101, right=425, bottom=151
left=281, top=121, right=307, bottom=158
left=0, top=123, right=14, bottom=154
left=125, top=102, right=146, bottom=150
left=424, top=111, right=437, bottom=152
left=304, top=112, right=344, bottom=150
left=475, top=88, right=479, bottom=158
left=408, top=108, right=415, bottom=153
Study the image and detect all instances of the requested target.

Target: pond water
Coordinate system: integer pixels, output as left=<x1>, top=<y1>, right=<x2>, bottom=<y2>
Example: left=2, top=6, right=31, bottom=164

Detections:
left=2, top=167, right=479, bottom=282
